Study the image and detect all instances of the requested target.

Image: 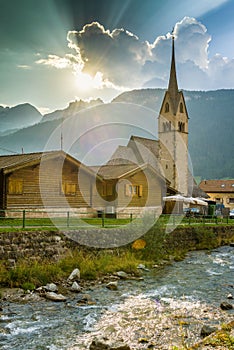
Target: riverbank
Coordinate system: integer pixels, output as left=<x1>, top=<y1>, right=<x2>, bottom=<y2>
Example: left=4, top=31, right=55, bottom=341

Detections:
left=0, top=224, right=234, bottom=294
left=0, top=244, right=233, bottom=350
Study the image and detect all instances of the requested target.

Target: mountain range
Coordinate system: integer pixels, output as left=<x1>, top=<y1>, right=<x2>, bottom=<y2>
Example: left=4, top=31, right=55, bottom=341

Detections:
left=0, top=89, right=233, bottom=179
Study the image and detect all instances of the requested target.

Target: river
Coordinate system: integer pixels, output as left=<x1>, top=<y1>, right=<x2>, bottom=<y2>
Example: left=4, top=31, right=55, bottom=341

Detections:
left=0, top=245, right=233, bottom=350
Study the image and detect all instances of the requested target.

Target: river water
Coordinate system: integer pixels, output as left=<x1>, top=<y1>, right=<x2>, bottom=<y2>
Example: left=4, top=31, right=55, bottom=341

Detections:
left=0, top=245, right=233, bottom=350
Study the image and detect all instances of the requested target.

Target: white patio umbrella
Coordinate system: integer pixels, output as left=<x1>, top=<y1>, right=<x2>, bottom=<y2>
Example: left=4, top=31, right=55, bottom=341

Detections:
left=191, top=198, right=208, bottom=206
left=163, top=194, right=194, bottom=204
left=163, top=195, right=208, bottom=206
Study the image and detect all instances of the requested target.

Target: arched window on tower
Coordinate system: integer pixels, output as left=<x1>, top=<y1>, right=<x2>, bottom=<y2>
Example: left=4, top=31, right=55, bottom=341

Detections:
left=180, top=102, right=184, bottom=113
left=165, top=102, right=169, bottom=113
left=163, top=122, right=172, bottom=132
left=178, top=121, right=185, bottom=132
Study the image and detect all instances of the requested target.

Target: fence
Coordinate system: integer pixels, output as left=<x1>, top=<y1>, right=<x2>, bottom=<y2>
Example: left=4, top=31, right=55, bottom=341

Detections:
left=0, top=209, right=233, bottom=229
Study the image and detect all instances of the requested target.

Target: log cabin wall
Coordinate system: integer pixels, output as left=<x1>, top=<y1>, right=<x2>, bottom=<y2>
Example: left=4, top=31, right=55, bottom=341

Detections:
left=0, top=170, right=6, bottom=212
left=117, top=169, right=163, bottom=208
left=5, top=156, right=93, bottom=210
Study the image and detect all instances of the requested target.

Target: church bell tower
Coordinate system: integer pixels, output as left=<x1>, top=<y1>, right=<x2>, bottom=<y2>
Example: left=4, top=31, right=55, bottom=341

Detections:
left=158, top=35, right=189, bottom=196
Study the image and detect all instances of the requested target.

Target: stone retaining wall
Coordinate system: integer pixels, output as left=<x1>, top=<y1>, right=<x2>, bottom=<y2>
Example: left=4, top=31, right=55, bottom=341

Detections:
left=0, top=226, right=233, bottom=263
left=0, top=231, right=77, bottom=262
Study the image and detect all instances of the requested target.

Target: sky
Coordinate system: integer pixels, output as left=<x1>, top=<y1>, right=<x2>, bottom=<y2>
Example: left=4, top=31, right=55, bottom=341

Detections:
left=0, top=0, right=234, bottom=114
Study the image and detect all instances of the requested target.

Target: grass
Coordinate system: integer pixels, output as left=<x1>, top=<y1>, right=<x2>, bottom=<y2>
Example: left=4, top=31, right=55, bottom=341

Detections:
left=0, top=214, right=233, bottom=231
left=0, top=249, right=142, bottom=289
left=0, top=220, right=233, bottom=291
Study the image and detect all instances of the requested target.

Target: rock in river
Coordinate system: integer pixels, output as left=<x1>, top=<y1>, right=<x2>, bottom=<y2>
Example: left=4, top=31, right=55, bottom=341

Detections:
left=89, top=338, right=131, bottom=350
left=45, top=292, right=67, bottom=302
left=220, top=301, right=233, bottom=310
left=106, top=281, right=118, bottom=290
left=68, top=268, right=80, bottom=281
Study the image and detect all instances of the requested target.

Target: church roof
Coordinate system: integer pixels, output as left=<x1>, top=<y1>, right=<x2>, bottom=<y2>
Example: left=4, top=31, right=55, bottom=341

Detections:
left=167, top=36, right=182, bottom=115
left=106, top=145, right=138, bottom=165
left=128, top=136, right=159, bottom=158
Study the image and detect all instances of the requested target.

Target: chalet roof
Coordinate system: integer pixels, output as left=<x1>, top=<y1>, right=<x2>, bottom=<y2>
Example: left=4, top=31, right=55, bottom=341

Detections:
left=199, top=179, right=234, bottom=193
left=90, top=162, right=165, bottom=182
left=0, top=150, right=97, bottom=177
left=106, top=146, right=138, bottom=165
left=0, top=151, right=58, bottom=170
left=90, top=164, right=138, bottom=179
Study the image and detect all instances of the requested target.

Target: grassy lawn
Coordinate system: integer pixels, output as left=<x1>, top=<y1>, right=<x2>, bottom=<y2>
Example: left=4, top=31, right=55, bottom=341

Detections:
left=0, top=214, right=233, bottom=231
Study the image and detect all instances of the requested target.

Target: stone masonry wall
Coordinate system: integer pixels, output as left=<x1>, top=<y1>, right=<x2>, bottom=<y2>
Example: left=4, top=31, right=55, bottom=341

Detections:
left=0, top=226, right=233, bottom=263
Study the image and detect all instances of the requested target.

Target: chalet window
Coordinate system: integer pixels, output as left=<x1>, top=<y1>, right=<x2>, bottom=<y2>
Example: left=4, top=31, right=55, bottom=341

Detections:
left=229, top=198, right=234, bottom=204
left=8, top=179, right=23, bottom=195
left=165, top=102, right=169, bottom=113
left=180, top=102, right=184, bottom=113
left=125, top=184, right=143, bottom=197
left=63, top=182, right=76, bottom=196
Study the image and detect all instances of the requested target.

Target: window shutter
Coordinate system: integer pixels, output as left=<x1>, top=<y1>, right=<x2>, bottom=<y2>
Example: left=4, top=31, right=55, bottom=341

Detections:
left=102, top=184, right=106, bottom=196
left=16, top=180, right=23, bottom=194
left=8, top=180, right=14, bottom=194
left=125, top=184, right=130, bottom=196
left=107, top=183, right=113, bottom=196
left=138, top=185, right=143, bottom=197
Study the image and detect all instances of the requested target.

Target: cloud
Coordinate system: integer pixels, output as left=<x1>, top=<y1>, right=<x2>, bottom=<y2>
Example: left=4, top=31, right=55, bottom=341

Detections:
left=67, top=22, right=152, bottom=88
left=36, top=54, right=82, bottom=70
left=36, top=18, right=234, bottom=95
left=17, top=65, right=31, bottom=70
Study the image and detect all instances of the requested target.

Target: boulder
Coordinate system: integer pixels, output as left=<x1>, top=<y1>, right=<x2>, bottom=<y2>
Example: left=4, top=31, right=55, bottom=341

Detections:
left=44, top=283, right=58, bottom=292
left=70, top=282, right=81, bottom=293
left=68, top=268, right=80, bottom=281
left=220, top=301, right=233, bottom=310
left=200, top=324, right=217, bottom=338
left=106, top=281, right=118, bottom=290
left=45, top=292, right=67, bottom=302
left=89, top=338, right=131, bottom=350
left=137, top=264, right=149, bottom=271
left=115, top=271, right=129, bottom=279
left=77, top=293, right=96, bottom=306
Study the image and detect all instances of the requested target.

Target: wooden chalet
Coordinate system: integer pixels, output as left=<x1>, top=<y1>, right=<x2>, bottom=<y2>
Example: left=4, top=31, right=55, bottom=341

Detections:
left=0, top=150, right=99, bottom=216
left=90, top=162, right=166, bottom=218
left=0, top=150, right=166, bottom=218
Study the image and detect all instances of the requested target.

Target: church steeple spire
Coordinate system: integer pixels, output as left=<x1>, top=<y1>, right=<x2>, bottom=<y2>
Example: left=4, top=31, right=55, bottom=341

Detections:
left=167, top=34, right=179, bottom=115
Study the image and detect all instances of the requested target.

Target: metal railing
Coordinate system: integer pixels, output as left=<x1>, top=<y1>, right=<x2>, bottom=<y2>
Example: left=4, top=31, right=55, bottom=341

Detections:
left=0, top=209, right=233, bottom=229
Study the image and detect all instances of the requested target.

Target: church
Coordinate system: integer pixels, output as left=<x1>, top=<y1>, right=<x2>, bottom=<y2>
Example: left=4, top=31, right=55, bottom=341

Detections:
left=92, top=35, right=191, bottom=216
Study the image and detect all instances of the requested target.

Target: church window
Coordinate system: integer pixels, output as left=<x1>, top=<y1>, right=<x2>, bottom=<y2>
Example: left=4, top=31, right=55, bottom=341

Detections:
left=163, top=122, right=171, bottom=132
left=165, top=102, right=169, bottom=113
left=178, top=122, right=185, bottom=132
left=180, top=102, right=184, bottom=113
